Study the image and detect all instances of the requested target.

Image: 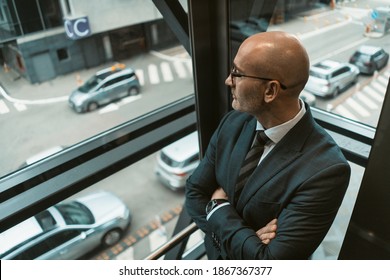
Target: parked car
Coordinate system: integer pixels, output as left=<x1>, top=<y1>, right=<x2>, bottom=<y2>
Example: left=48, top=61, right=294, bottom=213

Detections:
left=305, top=60, right=359, bottom=98
left=0, top=191, right=131, bottom=260
left=349, top=45, right=389, bottom=75
left=155, top=131, right=200, bottom=190
left=69, top=63, right=141, bottom=113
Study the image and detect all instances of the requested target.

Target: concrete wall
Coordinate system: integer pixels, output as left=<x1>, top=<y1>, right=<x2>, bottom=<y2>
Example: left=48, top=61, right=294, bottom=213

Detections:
left=67, top=0, right=187, bottom=35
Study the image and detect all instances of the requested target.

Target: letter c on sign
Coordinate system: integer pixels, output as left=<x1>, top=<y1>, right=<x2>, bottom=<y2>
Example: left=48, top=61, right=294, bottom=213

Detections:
left=64, top=19, right=74, bottom=38
left=74, top=18, right=89, bottom=37
left=64, top=17, right=91, bottom=40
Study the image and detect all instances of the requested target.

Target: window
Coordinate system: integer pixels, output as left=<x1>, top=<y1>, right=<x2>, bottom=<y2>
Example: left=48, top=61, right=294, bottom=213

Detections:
left=0, top=0, right=387, bottom=262
left=57, top=48, right=69, bottom=61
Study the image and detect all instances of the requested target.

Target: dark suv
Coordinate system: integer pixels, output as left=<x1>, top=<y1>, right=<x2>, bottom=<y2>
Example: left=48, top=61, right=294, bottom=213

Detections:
left=69, top=63, right=141, bottom=113
left=349, top=45, right=389, bottom=75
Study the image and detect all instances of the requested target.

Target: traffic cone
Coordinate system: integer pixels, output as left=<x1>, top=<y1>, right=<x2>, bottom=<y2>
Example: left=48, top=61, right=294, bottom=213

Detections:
left=330, top=0, right=335, bottom=10
left=3, top=62, right=9, bottom=73
left=76, top=73, right=83, bottom=86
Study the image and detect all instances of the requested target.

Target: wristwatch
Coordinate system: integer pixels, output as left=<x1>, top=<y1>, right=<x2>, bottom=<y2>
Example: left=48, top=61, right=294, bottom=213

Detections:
left=206, top=199, right=229, bottom=215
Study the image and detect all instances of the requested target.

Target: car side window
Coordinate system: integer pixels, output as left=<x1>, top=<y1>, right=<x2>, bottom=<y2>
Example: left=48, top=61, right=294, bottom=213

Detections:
left=103, top=77, right=119, bottom=88
left=12, top=230, right=81, bottom=260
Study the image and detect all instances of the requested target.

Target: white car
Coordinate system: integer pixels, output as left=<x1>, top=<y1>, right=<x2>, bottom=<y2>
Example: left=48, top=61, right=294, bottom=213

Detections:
left=155, top=132, right=200, bottom=190
left=305, top=60, right=359, bottom=98
left=0, top=191, right=131, bottom=260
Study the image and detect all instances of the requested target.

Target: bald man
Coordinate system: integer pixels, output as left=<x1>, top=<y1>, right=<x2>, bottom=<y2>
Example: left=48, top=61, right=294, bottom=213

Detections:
left=185, top=31, right=351, bottom=259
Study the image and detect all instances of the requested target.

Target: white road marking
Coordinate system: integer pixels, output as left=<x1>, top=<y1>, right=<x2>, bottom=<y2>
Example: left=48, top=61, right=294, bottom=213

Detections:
left=371, top=80, right=387, bottom=95
left=0, top=100, right=10, bottom=114
left=173, top=60, right=187, bottom=78
left=334, top=104, right=359, bottom=121
left=148, top=64, right=160, bottom=84
left=135, top=69, right=144, bottom=86
left=363, top=86, right=384, bottom=103
left=185, top=60, right=193, bottom=75
left=119, top=95, right=142, bottom=105
left=346, top=98, right=370, bottom=117
left=356, top=92, right=378, bottom=110
left=14, top=102, right=27, bottom=111
left=160, top=62, right=174, bottom=82
left=98, top=103, right=119, bottom=114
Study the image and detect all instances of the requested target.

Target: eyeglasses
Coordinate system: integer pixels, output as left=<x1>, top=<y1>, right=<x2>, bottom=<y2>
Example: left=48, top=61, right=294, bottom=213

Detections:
left=230, top=66, right=287, bottom=90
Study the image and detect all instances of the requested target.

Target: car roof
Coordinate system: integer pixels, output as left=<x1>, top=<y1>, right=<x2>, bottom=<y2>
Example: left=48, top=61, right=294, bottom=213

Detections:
left=0, top=217, right=43, bottom=255
left=95, top=63, right=134, bottom=80
left=310, top=60, right=343, bottom=74
left=161, top=131, right=199, bottom=162
left=357, top=45, right=383, bottom=55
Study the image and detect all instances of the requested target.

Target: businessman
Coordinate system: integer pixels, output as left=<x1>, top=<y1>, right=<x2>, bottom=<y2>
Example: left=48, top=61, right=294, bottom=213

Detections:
left=185, top=31, right=351, bottom=259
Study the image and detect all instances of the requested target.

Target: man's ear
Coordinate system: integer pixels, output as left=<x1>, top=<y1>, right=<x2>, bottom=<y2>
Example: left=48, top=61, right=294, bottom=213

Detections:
left=264, top=82, right=278, bottom=103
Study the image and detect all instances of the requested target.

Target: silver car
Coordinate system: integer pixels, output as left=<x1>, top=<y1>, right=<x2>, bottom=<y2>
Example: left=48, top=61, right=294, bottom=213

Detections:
left=305, top=60, right=359, bottom=98
left=69, top=64, right=141, bottom=113
left=0, top=191, right=131, bottom=260
left=155, top=131, right=200, bottom=190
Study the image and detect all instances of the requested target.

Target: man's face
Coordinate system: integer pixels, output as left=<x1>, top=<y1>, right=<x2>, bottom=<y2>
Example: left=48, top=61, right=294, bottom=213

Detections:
left=225, top=63, right=266, bottom=115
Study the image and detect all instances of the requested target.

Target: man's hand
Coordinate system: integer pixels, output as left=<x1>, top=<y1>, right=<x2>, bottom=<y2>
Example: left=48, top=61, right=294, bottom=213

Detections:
left=211, top=187, right=228, bottom=200
left=256, top=219, right=277, bottom=244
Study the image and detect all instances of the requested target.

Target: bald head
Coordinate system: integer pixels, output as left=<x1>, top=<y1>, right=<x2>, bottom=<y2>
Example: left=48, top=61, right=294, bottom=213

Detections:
left=237, top=31, right=310, bottom=94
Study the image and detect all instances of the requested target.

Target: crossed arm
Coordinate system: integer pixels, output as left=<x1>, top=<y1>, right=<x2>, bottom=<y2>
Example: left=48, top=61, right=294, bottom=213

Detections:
left=211, top=187, right=277, bottom=245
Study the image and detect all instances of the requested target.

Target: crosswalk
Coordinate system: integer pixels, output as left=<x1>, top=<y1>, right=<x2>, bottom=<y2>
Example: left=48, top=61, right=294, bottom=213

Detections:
left=332, top=69, right=389, bottom=126
left=0, top=100, right=27, bottom=114
left=0, top=59, right=193, bottom=115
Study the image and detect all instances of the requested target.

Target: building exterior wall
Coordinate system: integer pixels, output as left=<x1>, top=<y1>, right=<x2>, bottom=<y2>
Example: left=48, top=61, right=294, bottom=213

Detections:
left=2, top=0, right=184, bottom=83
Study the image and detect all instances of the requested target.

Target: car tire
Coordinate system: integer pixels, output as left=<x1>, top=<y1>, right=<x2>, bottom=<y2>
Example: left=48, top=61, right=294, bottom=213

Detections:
left=128, top=87, right=140, bottom=96
left=102, top=228, right=123, bottom=247
left=87, top=102, right=98, bottom=112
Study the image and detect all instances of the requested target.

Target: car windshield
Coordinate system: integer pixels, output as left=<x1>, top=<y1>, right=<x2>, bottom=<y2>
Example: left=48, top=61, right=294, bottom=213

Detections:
left=78, top=75, right=101, bottom=93
left=55, top=201, right=94, bottom=225
left=353, top=52, right=371, bottom=62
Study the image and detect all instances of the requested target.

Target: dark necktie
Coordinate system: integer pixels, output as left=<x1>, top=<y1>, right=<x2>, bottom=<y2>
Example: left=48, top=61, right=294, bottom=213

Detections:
left=235, top=130, right=269, bottom=201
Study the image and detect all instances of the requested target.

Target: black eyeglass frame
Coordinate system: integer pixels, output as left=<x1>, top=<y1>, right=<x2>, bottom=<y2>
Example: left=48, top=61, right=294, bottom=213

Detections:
left=230, top=66, right=287, bottom=90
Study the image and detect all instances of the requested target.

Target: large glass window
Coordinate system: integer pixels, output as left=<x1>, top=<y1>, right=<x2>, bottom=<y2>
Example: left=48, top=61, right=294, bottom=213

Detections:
left=228, top=0, right=388, bottom=260
left=0, top=0, right=387, bottom=260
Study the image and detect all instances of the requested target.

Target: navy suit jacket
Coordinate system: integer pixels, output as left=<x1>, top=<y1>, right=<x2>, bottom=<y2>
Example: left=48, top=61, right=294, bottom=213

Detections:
left=185, top=104, right=351, bottom=259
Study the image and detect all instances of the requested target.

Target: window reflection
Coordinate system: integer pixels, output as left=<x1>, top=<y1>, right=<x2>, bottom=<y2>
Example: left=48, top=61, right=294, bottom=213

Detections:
left=228, top=0, right=386, bottom=260
left=229, top=0, right=389, bottom=129
left=0, top=1, right=194, bottom=177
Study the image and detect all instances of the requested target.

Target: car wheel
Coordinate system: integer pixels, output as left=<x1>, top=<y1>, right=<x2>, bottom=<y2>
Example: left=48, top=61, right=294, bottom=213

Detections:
left=102, top=228, right=123, bottom=247
left=128, top=87, right=140, bottom=96
left=87, top=102, right=98, bottom=112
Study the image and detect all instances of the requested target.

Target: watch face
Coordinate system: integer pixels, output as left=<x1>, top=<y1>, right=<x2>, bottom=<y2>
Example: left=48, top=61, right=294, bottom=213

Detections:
left=206, top=200, right=217, bottom=214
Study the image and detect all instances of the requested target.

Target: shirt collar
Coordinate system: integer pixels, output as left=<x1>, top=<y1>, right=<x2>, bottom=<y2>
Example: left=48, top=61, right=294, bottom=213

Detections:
left=256, top=99, right=306, bottom=144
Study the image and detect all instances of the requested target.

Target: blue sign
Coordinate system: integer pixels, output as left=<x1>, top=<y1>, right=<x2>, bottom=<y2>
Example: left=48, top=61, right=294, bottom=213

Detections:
left=64, top=16, right=91, bottom=40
